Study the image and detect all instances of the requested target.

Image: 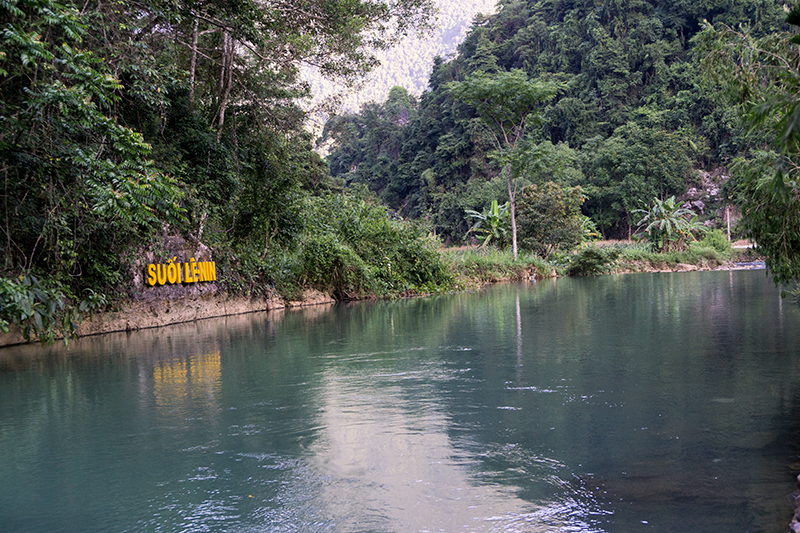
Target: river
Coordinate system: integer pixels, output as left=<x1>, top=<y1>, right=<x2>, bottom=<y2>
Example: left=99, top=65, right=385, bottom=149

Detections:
left=1, top=269, right=799, bottom=532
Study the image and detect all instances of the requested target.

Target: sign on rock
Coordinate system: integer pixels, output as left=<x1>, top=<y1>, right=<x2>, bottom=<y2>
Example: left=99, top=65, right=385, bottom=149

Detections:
left=146, top=258, right=217, bottom=286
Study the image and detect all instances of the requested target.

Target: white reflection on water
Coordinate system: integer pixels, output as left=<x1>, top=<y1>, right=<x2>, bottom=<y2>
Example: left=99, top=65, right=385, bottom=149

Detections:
left=304, top=362, right=603, bottom=532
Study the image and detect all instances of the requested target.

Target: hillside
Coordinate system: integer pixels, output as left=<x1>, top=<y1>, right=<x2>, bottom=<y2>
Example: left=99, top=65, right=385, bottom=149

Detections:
left=322, top=0, right=789, bottom=244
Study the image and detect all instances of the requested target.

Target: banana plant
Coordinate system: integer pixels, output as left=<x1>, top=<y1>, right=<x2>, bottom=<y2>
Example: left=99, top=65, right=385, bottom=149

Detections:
left=465, top=200, right=510, bottom=248
left=633, top=196, right=706, bottom=252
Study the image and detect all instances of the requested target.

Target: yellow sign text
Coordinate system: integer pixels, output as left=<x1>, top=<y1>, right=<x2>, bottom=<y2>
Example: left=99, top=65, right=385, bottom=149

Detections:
left=146, top=258, right=217, bottom=286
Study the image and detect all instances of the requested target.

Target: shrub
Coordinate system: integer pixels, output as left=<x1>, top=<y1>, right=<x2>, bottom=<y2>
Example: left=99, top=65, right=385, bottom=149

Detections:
left=295, top=194, right=453, bottom=298
left=565, top=246, right=619, bottom=276
left=695, top=229, right=732, bottom=254
left=298, top=234, right=375, bottom=299
left=0, top=273, right=104, bottom=344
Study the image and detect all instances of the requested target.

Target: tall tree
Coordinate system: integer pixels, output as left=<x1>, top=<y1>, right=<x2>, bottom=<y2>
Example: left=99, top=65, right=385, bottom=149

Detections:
left=0, top=0, right=184, bottom=283
left=0, top=0, right=437, bottom=291
left=448, top=69, right=560, bottom=259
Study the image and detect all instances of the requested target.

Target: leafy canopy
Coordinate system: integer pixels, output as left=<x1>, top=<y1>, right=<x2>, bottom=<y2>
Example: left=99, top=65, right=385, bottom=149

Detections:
left=696, top=9, right=800, bottom=283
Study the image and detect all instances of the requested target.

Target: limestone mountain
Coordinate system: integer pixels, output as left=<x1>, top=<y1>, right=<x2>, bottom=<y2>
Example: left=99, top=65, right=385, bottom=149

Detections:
left=304, top=0, right=496, bottom=121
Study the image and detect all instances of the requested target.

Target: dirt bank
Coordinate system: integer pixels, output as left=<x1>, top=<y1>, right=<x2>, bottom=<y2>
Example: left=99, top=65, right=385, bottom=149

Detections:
left=0, top=289, right=335, bottom=348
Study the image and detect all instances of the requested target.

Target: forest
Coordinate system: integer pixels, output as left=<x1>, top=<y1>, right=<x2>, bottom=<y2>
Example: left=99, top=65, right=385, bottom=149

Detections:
left=324, top=0, right=797, bottom=281
left=2, top=0, right=800, bottom=341
left=324, top=0, right=790, bottom=243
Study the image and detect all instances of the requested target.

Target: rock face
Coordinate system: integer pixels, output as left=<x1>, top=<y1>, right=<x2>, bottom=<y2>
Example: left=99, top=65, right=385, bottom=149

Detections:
left=0, top=292, right=335, bottom=347
left=77, top=294, right=289, bottom=336
left=679, top=168, right=740, bottom=229
left=287, top=289, right=336, bottom=308
left=127, top=233, right=219, bottom=303
left=791, top=476, right=800, bottom=532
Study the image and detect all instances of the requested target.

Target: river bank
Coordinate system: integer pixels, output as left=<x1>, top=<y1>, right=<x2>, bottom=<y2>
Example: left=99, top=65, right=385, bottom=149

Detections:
left=0, top=289, right=336, bottom=348
left=0, top=253, right=766, bottom=348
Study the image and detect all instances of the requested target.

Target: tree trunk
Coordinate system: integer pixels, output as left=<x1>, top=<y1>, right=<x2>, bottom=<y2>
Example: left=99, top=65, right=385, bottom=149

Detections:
left=726, top=205, right=731, bottom=241
left=3, top=164, right=9, bottom=268
left=506, top=164, right=518, bottom=260
left=189, top=18, right=199, bottom=104
left=216, top=30, right=234, bottom=140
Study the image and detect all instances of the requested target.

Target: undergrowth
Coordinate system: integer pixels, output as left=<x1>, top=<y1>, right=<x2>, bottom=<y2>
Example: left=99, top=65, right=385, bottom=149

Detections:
left=561, top=234, right=740, bottom=277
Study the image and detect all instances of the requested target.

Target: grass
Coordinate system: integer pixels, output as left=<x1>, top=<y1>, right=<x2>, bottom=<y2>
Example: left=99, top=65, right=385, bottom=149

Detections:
left=615, top=245, right=727, bottom=272
left=439, top=236, right=760, bottom=285
left=441, top=247, right=555, bottom=287
left=582, top=234, right=761, bottom=274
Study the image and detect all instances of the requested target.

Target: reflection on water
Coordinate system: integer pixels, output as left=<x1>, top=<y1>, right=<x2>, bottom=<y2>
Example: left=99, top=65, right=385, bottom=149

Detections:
left=307, top=358, right=602, bottom=532
left=1, top=270, right=799, bottom=532
left=152, top=351, right=222, bottom=415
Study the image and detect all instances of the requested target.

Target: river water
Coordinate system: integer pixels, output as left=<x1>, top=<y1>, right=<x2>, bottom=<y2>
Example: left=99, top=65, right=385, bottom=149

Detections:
left=2, top=270, right=800, bottom=532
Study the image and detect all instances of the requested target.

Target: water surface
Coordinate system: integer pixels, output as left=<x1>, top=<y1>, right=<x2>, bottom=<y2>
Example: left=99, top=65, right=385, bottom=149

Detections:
left=1, top=270, right=799, bottom=532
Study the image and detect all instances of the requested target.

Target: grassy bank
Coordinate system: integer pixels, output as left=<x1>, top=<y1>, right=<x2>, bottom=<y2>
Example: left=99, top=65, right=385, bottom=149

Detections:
left=558, top=234, right=760, bottom=277
left=441, top=247, right=555, bottom=288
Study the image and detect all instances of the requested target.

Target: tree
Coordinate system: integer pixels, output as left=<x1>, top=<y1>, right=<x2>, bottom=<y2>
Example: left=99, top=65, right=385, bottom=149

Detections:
left=583, top=122, right=692, bottom=239
left=516, top=182, right=586, bottom=259
left=447, top=69, right=560, bottom=259
left=0, top=0, right=184, bottom=284
left=321, top=0, right=785, bottom=246
left=86, top=0, right=436, bottom=245
left=0, top=0, right=438, bottom=294
left=730, top=152, right=800, bottom=284
left=632, top=196, right=705, bottom=252
left=696, top=10, right=800, bottom=284
left=465, top=200, right=510, bottom=248
left=322, top=86, right=418, bottom=198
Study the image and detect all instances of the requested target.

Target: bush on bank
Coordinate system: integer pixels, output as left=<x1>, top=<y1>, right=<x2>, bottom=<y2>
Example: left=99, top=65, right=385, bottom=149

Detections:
left=561, top=233, right=744, bottom=276
left=184, top=193, right=456, bottom=302
left=291, top=194, right=454, bottom=299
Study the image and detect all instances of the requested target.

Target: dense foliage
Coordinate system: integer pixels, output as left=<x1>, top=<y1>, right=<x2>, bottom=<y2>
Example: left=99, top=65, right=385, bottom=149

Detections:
left=323, top=0, right=788, bottom=244
left=293, top=194, right=452, bottom=299
left=5, top=0, right=800, bottom=343
left=516, top=182, right=587, bottom=258
left=697, top=9, right=800, bottom=285
left=0, top=0, right=441, bottom=340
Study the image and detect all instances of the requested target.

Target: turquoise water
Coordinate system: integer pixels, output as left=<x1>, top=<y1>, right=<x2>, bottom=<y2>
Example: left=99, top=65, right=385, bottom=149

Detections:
left=1, top=270, right=799, bottom=532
